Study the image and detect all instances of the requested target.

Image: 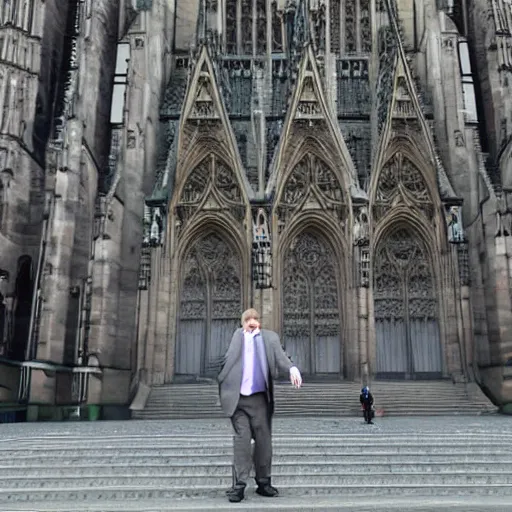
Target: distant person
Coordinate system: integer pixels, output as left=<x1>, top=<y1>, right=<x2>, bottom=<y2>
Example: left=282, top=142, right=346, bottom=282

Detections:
left=217, top=308, right=303, bottom=503
left=360, top=386, right=374, bottom=424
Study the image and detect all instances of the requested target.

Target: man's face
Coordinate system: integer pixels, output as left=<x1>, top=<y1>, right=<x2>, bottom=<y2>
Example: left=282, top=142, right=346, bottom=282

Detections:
left=243, top=317, right=261, bottom=332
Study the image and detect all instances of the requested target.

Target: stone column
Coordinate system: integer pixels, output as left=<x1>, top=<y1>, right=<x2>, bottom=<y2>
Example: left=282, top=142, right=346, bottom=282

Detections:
left=494, top=234, right=512, bottom=349
left=38, top=120, right=83, bottom=364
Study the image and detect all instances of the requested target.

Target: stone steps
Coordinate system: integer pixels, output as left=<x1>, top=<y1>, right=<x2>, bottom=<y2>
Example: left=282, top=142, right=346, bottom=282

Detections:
left=3, top=461, right=512, bottom=477
left=0, top=418, right=511, bottom=510
left=4, top=496, right=511, bottom=512
left=134, top=381, right=496, bottom=420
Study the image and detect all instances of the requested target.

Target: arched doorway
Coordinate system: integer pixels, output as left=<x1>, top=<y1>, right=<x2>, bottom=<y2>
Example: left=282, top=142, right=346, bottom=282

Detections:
left=175, top=232, right=242, bottom=378
left=373, top=227, right=442, bottom=379
left=282, top=231, right=342, bottom=377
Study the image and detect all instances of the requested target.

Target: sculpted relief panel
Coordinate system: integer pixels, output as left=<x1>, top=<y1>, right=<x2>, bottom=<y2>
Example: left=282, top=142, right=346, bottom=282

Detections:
left=175, top=155, right=245, bottom=236
left=278, top=153, right=345, bottom=226
left=373, top=151, right=434, bottom=222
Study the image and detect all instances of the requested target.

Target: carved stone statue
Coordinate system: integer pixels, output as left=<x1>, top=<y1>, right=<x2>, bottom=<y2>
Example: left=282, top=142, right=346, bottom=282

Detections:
left=446, top=206, right=464, bottom=242
left=353, top=206, right=369, bottom=246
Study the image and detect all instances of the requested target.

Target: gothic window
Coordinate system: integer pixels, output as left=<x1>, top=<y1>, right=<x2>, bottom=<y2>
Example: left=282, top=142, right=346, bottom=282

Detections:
left=329, top=0, right=372, bottom=55
left=373, top=151, right=433, bottom=221
left=373, top=227, right=442, bottom=379
left=256, top=0, right=266, bottom=53
left=282, top=231, right=342, bottom=375
left=271, top=1, right=283, bottom=53
left=345, top=0, right=356, bottom=52
left=329, top=0, right=341, bottom=53
left=241, top=0, right=253, bottom=54
left=360, top=0, right=371, bottom=53
left=225, top=0, right=270, bottom=55
left=176, top=233, right=242, bottom=377
left=458, top=42, right=478, bottom=122
left=226, top=0, right=237, bottom=54
left=110, top=43, right=130, bottom=124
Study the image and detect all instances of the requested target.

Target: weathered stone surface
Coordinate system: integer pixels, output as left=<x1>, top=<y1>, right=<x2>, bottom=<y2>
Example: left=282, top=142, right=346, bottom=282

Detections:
left=3, top=0, right=512, bottom=413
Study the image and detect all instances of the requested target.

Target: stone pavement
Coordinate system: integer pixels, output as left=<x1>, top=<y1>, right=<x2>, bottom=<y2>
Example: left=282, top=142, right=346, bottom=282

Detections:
left=1, top=416, right=512, bottom=511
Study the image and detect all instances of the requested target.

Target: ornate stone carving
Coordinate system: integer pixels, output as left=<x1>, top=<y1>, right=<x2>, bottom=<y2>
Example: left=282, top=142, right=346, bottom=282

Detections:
left=178, top=232, right=241, bottom=374
left=360, top=0, right=372, bottom=53
left=279, top=153, right=345, bottom=223
left=176, top=156, right=245, bottom=235
left=374, top=228, right=437, bottom=321
left=454, top=130, right=465, bottom=147
left=189, top=73, right=219, bottom=119
left=283, top=231, right=340, bottom=340
left=491, top=0, right=512, bottom=71
left=373, top=151, right=433, bottom=222
left=446, top=206, right=464, bottom=243
left=376, top=26, right=396, bottom=134
left=393, top=75, right=415, bottom=118
left=312, top=1, right=326, bottom=53
left=296, top=76, right=322, bottom=119
left=329, top=0, right=340, bottom=53
left=345, top=0, right=356, bottom=52
left=353, top=206, right=370, bottom=246
left=457, top=242, right=470, bottom=286
left=252, top=209, right=272, bottom=289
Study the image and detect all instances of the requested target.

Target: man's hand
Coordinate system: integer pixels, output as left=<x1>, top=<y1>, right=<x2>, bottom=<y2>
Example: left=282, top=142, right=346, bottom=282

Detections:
left=289, top=366, right=302, bottom=389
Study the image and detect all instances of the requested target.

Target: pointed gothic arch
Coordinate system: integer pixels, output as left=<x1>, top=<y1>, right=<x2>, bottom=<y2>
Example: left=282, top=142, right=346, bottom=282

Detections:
left=173, top=153, right=248, bottom=238
left=370, top=141, right=440, bottom=226
left=274, top=148, right=348, bottom=227
left=175, top=229, right=244, bottom=378
left=372, top=223, right=443, bottom=379
left=280, top=227, right=344, bottom=377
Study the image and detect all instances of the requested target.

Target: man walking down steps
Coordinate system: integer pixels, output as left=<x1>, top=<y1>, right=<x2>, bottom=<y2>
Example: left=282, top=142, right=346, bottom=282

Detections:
left=217, top=308, right=303, bottom=503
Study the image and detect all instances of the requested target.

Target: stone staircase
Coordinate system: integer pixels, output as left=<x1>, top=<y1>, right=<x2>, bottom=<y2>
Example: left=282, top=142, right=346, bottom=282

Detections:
left=0, top=417, right=511, bottom=511
left=132, top=380, right=496, bottom=420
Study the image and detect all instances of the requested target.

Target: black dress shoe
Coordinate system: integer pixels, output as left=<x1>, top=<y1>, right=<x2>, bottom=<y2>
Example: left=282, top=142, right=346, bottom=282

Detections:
left=255, top=478, right=279, bottom=497
left=226, top=482, right=246, bottom=503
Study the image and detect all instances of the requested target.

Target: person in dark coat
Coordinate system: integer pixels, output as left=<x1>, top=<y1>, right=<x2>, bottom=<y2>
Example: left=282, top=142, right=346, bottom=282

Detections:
left=218, top=308, right=302, bottom=503
left=360, top=386, right=374, bottom=424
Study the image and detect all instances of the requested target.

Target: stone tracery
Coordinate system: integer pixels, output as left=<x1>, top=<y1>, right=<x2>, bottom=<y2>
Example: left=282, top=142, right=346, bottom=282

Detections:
left=374, top=151, right=433, bottom=221
left=282, top=231, right=341, bottom=374
left=280, top=153, right=345, bottom=221
left=373, top=227, right=441, bottom=377
left=176, top=155, right=244, bottom=233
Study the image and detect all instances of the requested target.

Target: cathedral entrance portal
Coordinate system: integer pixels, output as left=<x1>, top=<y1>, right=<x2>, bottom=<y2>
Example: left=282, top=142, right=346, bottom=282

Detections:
left=282, top=231, right=342, bottom=378
left=373, top=227, right=442, bottom=380
left=175, top=232, right=242, bottom=378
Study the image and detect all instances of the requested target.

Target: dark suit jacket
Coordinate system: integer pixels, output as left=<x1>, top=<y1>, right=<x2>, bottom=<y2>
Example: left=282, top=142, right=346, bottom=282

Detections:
left=217, top=328, right=294, bottom=418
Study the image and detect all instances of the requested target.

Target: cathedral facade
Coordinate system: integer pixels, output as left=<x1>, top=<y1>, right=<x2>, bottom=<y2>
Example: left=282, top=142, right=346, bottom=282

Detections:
left=1, top=0, right=512, bottom=420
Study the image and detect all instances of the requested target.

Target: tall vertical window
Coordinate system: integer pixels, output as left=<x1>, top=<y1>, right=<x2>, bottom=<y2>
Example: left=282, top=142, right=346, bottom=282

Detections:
left=271, top=1, right=283, bottom=53
left=225, top=0, right=268, bottom=55
left=329, top=0, right=372, bottom=55
left=110, top=43, right=130, bottom=125
left=458, top=41, right=478, bottom=122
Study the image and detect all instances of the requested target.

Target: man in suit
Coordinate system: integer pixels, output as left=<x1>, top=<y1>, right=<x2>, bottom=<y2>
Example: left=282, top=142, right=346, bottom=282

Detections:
left=218, top=308, right=302, bottom=503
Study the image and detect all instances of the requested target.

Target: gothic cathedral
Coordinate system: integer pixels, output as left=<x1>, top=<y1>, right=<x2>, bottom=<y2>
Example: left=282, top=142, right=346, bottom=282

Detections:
left=1, top=0, right=512, bottom=419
